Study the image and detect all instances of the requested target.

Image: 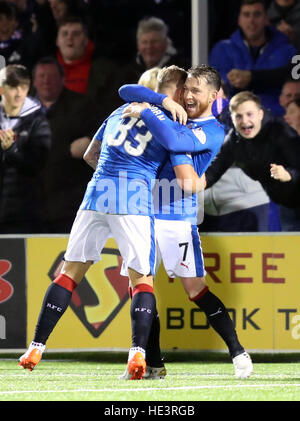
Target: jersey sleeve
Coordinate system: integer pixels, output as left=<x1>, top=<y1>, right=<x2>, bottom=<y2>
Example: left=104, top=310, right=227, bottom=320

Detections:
left=93, top=119, right=107, bottom=142
left=170, top=120, right=225, bottom=174
left=170, top=152, right=194, bottom=167
left=140, top=108, right=216, bottom=153
left=119, top=84, right=167, bottom=105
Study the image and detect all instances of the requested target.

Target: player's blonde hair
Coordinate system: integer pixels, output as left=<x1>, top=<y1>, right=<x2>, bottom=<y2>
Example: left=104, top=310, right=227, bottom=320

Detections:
left=156, top=65, right=187, bottom=93
left=138, top=67, right=160, bottom=91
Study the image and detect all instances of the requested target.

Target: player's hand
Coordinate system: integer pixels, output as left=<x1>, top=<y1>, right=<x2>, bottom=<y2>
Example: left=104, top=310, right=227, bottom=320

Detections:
left=270, top=163, right=291, bottom=182
left=227, top=69, right=251, bottom=89
left=162, top=97, right=187, bottom=125
left=200, top=173, right=207, bottom=190
left=122, top=102, right=150, bottom=119
left=0, top=129, right=15, bottom=150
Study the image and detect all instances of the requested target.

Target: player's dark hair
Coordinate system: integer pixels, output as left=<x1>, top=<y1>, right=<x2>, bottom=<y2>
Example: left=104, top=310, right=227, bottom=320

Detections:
left=187, top=65, right=221, bottom=91
left=32, top=56, right=65, bottom=79
left=157, top=65, right=187, bottom=92
left=0, top=64, right=30, bottom=87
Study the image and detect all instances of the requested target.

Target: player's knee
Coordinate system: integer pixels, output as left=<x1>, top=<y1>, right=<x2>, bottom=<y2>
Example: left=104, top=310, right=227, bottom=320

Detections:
left=61, top=260, right=92, bottom=284
left=128, top=268, right=153, bottom=288
left=188, top=277, right=207, bottom=300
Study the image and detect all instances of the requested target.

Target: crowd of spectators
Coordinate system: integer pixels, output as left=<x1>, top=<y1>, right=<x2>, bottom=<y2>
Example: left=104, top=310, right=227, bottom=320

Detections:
left=0, top=0, right=300, bottom=234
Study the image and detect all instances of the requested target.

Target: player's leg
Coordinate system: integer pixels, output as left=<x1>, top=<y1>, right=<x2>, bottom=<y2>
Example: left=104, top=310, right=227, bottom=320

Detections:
left=181, top=276, right=245, bottom=356
left=180, top=224, right=253, bottom=378
left=142, top=219, right=197, bottom=378
left=18, top=260, right=92, bottom=371
left=19, top=210, right=110, bottom=371
left=120, top=247, right=165, bottom=380
left=109, top=214, right=157, bottom=380
left=143, top=224, right=166, bottom=378
left=143, top=308, right=166, bottom=379
left=157, top=220, right=253, bottom=378
left=126, top=270, right=154, bottom=379
left=187, top=279, right=253, bottom=378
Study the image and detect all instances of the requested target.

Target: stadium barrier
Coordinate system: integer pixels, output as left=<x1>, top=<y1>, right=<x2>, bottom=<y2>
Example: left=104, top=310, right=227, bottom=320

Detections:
left=1, top=234, right=300, bottom=351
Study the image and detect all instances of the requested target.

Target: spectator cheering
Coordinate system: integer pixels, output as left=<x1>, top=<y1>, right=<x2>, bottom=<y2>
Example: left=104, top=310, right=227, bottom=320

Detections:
left=205, top=91, right=300, bottom=230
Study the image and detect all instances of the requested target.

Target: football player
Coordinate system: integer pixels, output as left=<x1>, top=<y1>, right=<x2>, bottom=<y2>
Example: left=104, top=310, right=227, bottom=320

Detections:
left=119, top=65, right=253, bottom=380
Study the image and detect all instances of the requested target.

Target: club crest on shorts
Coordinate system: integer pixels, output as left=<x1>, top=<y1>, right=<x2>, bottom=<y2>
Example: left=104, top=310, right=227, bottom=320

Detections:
left=48, top=249, right=129, bottom=338
left=192, top=127, right=207, bottom=144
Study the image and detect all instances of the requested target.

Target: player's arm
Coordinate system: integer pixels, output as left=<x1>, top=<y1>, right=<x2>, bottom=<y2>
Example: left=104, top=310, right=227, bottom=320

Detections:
left=170, top=151, right=206, bottom=193
left=83, top=121, right=106, bottom=169
left=119, top=84, right=187, bottom=124
left=174, top=164, right=206, bottom=193
left=83, top=138, right=101, bottom=169
left=122, top=103, right=207, bottom=153
left=119, top=84, right=166, bottom=105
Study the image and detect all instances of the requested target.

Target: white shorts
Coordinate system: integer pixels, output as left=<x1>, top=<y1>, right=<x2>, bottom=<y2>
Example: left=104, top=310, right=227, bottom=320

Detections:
left=155, top=218, right=206, bottom=278
left=64, top=210, right=156, bottom=275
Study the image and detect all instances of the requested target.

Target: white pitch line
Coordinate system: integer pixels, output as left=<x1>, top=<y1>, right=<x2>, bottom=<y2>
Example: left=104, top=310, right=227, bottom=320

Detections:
left=1, top=383, right=300, bottom=395
left=2, top=372, right=299, bottom=379
left=1, top=373, right=300, bottom=381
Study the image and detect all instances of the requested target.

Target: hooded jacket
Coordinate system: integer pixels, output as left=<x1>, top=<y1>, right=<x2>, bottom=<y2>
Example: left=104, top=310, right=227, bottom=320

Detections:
left=0, top=97, right=51, bottom=230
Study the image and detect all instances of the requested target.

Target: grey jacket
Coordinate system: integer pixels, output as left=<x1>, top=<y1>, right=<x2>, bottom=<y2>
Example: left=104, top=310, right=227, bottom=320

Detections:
left=204, top=166, right=269, bottom=216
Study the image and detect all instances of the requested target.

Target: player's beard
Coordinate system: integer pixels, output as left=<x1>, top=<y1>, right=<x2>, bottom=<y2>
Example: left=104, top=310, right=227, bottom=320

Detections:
left=187, top=98, right=211, bottom=119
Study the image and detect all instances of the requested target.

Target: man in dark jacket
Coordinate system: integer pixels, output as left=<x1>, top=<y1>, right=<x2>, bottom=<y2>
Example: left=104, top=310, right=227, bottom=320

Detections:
left=32, top=56, right=99, bottom=233
left=205, top=91, right=300, bottom=228
left=122, top=16, right=190, bottom=85
left=0, top=64, right=51, bottom=233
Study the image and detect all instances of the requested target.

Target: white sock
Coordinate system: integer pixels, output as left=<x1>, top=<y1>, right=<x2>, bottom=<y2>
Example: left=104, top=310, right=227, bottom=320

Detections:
left=29, top=341, right=46, bottom=353
left=128, top=346, right=145, bottom=361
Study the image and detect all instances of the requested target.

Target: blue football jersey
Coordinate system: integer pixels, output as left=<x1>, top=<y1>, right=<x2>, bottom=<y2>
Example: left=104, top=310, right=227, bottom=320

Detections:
left=80, top=104, right=215, bottom=216
left=156, top=116, right=225, bottom=224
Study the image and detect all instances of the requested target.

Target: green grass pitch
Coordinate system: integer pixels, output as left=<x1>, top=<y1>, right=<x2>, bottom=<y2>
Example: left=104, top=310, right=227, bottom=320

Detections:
left=1, top=352, right=300, bottom=402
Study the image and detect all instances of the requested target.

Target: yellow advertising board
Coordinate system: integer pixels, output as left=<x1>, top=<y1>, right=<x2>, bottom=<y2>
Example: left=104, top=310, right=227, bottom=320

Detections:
left=26, top=237, right=132, bottom=350
left=26, top=235, right=300, bottom=351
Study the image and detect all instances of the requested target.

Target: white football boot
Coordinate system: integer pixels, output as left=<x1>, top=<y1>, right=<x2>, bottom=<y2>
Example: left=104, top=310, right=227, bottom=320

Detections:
left=232, top=352, right=253, bottom=379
